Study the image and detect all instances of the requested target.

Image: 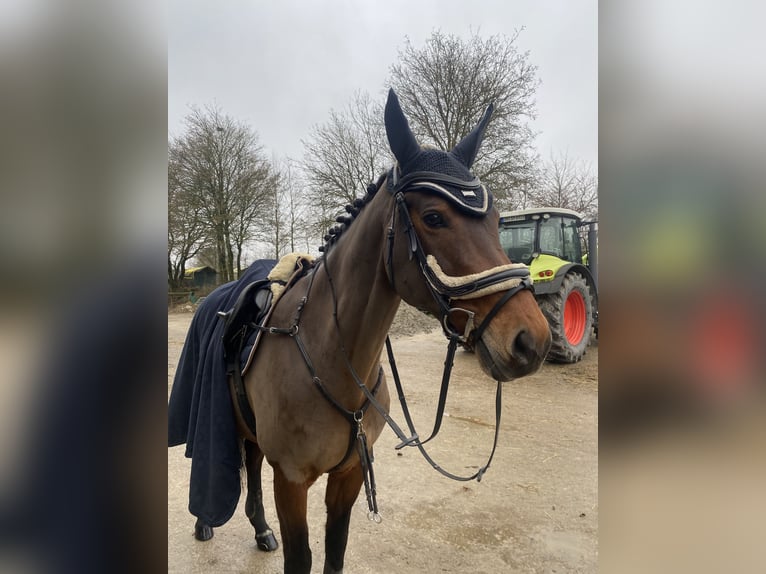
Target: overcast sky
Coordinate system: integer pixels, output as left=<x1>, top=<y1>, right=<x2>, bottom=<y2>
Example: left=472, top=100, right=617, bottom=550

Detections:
left=169, top=0, right=597, bottom=168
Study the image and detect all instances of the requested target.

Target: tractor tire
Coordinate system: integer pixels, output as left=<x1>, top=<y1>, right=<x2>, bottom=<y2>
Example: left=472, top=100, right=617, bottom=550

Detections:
left=537, top=272, right=593, bottom=363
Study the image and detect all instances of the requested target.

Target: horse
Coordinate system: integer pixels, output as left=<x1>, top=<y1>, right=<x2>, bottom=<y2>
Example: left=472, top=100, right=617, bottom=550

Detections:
left=178, top=89, right=551, bottom=574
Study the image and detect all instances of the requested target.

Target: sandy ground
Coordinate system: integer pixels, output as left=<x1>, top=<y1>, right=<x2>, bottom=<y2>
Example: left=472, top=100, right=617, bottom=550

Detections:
left=168, top=305, right=598, bottom=573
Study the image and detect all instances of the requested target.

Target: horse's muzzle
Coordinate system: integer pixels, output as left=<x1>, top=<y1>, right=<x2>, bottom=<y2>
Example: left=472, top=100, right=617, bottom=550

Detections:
left=475, top=329, right=550, bottom=381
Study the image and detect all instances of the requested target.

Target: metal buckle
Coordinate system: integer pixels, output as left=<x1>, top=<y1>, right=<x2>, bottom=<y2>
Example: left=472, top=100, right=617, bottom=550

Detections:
left=442, top=307, right=475, bottom=342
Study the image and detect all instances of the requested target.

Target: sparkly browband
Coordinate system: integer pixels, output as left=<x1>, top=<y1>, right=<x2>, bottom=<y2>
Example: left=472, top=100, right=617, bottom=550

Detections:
left=388, top=168, right=493, bottom=216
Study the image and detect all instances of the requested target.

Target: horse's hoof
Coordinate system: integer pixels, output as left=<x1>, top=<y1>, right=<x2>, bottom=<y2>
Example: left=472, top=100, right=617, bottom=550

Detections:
left=255, top=529, right=278, bottom=552
left=194, top=522, right=214, bottom=541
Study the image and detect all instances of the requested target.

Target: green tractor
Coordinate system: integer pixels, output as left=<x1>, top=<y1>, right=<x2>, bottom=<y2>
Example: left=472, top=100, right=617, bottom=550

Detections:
left=498, top=208, right=598, bottom=363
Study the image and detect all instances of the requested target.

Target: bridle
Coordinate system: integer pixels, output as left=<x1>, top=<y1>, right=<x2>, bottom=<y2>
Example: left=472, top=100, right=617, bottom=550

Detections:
left=353, top=172, right=535, bottom=491
left=385, top=168, right=534, bottom=345
left=376, top=171, right=535, bottom=487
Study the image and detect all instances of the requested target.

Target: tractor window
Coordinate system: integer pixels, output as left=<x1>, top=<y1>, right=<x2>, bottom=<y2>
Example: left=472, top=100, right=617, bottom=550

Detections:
left=499, top=221, right=536, bottom=264
left=539, top=217, right=564, bottom=257
left=562, top=218, right=583, bottom=263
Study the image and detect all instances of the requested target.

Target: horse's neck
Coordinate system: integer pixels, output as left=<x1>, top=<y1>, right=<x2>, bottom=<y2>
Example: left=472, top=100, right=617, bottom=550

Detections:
left=317, top=193, right=400, bottom=376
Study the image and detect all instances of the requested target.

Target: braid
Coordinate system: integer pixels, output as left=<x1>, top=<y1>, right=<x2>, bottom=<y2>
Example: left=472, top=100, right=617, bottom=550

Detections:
left=318, top=173, right=387, bottom=253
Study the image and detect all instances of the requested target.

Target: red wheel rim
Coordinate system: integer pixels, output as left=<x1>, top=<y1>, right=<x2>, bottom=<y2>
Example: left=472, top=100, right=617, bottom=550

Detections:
left=563, top=290, right=586, bottom=345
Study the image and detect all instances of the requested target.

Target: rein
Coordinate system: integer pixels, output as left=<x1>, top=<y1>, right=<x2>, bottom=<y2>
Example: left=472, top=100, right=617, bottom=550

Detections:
left=385, top=336, right=502, bottom=482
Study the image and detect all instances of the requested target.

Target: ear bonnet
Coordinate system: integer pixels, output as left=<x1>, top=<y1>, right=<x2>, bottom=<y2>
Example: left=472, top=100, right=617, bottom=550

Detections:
left=384, top=88, right=494, bottom=216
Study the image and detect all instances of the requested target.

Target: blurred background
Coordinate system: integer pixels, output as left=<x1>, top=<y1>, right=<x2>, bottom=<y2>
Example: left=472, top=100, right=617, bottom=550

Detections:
left=599, top=1, right=766, bottom=572
left=0, top=0, right=763, bottom=572
left=0, top=1, right=167, bottom=572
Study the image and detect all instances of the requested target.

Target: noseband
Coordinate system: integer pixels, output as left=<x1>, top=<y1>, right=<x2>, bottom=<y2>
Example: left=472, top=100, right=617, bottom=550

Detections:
left=385, top=171, right=534, bottom=345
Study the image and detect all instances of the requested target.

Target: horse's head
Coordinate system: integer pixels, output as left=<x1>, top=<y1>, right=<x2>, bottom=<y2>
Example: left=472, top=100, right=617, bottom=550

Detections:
left=383, top=89, right=551, bottom=380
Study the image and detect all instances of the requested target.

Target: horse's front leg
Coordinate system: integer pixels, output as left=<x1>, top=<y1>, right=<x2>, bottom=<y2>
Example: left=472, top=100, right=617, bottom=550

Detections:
left=273, top=464, right=312, bottom=574
left=323, top=463, right=364, bottom=574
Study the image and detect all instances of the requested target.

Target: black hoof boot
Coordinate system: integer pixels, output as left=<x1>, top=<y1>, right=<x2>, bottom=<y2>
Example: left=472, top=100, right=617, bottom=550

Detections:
left=194, top=518, right=214, bottom=541
left=255, top=529, right=279, bottom=552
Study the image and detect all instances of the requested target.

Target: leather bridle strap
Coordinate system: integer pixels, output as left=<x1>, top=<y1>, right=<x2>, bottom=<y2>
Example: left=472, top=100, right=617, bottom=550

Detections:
left=404, top=275, right=533, bottom=450
left=385, top=336, right=502, bottom=482
left=322, top=255, right=421, bottom=450
left=471, top=275, right=534, bottom=345
left=381, top=186, right=533, bottom=476
left=423, top=255, right=530, bottom=300
left=391, top=192, right=452, bottom=322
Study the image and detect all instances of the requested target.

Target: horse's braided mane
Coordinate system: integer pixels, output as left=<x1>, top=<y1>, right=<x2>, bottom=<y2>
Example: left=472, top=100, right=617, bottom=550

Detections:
left=318, top=171, right=388, bottom=253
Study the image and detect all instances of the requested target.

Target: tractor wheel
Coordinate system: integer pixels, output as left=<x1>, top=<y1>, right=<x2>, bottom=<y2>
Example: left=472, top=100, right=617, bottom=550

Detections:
left=538, top=272, right=593, bottom=363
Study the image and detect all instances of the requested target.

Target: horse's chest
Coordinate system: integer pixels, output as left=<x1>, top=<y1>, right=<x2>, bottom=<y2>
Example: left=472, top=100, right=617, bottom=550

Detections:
left=255, top=389, right=355, bottom=477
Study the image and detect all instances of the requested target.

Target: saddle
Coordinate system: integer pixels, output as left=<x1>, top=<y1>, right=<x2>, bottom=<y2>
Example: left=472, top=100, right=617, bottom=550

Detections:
left=219, top=280, right=272, bottom=356
left=217, top=254, right=315, bottom=435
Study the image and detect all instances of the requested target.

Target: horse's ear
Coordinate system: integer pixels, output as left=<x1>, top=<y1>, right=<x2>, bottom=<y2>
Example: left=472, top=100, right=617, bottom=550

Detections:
left=385, top=88, right=420, bottom=168
left=452, top=103, right=494, bottom=169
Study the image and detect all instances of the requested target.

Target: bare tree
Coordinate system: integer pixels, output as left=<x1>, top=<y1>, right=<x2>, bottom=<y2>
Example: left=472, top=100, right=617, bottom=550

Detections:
left=169, top=105, right=275, bottom=283
left=230, top=163, right=278, bottom=272
left=254, top=157, right=316, bottom=260
left=278, top=159, right=313, bottom=254
left=529, top=150, right=598, bottom=219
left=301, top=91, right=391, bottom=237
left=389, top=30, right=540, bottom=208
left=168, top=148, right=207, bottom=289
left=263, top=167, right=289, bottom=260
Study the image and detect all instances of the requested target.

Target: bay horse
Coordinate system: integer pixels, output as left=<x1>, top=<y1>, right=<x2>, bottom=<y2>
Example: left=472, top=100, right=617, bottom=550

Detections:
left=191, top=89, right=551, bottom=573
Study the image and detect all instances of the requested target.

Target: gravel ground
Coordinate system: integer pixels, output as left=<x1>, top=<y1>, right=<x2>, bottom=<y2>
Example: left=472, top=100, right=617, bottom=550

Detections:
left=168, top=303, right=598, bottom=573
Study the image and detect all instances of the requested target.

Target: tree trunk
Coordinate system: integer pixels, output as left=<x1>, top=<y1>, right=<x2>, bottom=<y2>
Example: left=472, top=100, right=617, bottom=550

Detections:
left=236, top=244, right=243, bottom=278
left=224, top=224, right=235, bottom=283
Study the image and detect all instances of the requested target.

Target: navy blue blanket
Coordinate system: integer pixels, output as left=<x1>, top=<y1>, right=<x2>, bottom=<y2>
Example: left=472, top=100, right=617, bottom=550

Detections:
left=168, top=259, right=276, bottom=527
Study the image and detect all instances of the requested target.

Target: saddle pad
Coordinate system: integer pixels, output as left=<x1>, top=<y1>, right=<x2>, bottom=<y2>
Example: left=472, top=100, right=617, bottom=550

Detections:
left=268, top=252, right=314, bottom=300
left=240, top=253, right=315, bottom=376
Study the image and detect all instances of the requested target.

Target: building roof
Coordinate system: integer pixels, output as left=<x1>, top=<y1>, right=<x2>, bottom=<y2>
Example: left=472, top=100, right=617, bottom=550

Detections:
left=184, top=266, right=217, bottom=276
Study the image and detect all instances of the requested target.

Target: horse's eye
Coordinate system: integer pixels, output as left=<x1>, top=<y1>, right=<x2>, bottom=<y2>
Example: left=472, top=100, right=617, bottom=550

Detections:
left=422, top=212, right=445, bottom=228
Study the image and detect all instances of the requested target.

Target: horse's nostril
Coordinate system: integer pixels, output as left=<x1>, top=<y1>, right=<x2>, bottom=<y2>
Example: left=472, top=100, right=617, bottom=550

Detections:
left=512, top=329, right=534, bottom=365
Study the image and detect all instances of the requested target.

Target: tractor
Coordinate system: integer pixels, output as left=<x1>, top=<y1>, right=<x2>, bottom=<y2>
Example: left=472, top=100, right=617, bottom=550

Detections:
left=498, top=207, right=598, bottom=363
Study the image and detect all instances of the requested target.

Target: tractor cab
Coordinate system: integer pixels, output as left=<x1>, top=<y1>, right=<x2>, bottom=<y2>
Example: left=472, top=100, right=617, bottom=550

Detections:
left=499, top=207, right=598, bottom=363
left=499, top=207, right=586, bottom=267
